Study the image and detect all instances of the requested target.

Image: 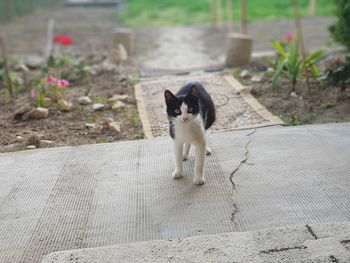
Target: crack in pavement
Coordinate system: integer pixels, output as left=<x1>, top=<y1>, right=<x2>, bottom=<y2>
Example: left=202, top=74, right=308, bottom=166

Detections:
left=260, top=245, right=307, bottom=254
left=229, top=129, right=257, bottom=190
left=306, top=224, right=318, bottom=239
left=229, top=129, right=256, bottom=227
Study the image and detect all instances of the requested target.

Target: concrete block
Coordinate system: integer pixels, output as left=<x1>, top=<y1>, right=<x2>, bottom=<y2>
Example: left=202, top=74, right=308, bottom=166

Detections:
left=113, top=28, right=133, bottom=55
left=226, top=33, right=253, bottom=67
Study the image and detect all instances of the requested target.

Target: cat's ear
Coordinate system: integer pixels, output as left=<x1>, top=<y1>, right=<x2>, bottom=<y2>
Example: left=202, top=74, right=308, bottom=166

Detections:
left=187, top=85, right=198, bottom=99
left=164, top=90, right=176, bottom=104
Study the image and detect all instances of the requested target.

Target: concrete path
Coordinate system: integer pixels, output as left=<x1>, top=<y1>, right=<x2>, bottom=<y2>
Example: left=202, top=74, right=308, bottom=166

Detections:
left=0, top=123, right=349, bottom=263
left=43, top=222, right=350, bottom=263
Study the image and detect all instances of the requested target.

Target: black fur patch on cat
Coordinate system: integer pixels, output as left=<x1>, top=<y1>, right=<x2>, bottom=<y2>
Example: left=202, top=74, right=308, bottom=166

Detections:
left=164, top=80, right=216, bottom=138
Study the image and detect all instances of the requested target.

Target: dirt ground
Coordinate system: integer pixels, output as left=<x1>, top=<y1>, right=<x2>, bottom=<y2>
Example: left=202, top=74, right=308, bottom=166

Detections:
left=234, top=62, right=350, bottom=126
left=0, top=6, right=349, bottom=152
left=0, top=7, right=144, bottom=152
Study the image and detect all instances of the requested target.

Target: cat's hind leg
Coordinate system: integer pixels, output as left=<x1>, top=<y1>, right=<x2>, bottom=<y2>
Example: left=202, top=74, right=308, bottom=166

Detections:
left=172, top=141, right=184, bottom=179
left=183, top=143, right=191, bottom=161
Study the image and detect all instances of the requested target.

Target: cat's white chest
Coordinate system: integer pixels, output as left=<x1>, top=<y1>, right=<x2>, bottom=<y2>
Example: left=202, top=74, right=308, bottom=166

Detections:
left=174, top=115, right=205, bottom=144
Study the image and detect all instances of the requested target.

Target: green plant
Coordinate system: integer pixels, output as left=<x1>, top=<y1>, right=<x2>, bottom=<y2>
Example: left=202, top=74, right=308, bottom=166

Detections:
left=321, top=56, right=350, bottom=100
left=0, top=68, right=23, bottom=96
left=286, top=114, right=315, bottom=126
left=271, top=34, right=322, bottom=91
left=329, top=0, right=350, bottom=52
left=116, top=0, right=335, bottom=27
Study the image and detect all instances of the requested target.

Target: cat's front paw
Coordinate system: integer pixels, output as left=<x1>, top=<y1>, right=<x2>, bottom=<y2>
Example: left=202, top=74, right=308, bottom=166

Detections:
left=172, top=171, right=184, bottom=179
left=193, top=176, right=205, bottom=185
left=206, top=147, right=212, bottom=156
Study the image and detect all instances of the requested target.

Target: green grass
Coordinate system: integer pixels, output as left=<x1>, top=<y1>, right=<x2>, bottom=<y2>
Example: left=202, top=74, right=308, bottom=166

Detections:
left=117, top=0, right=336, bottom=27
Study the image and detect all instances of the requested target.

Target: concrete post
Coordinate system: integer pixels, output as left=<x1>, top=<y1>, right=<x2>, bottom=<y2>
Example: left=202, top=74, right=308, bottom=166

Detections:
left=225, top=33, right=252, bottom=67
left=113, top=28, right=133, bottom=55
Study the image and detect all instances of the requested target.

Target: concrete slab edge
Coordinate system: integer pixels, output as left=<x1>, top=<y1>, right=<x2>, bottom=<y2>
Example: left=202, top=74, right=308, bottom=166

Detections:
left=42, top=222, right=350, bottom=263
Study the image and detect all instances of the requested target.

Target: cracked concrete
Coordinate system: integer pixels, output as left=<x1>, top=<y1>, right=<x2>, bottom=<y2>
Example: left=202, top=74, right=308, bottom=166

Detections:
left=229, top=128, right=256, bottom=190
left=0, top=123, right=350, bottom=263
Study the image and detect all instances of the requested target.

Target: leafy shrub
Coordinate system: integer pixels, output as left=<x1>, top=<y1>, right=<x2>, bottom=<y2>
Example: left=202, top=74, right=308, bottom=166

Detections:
left=271, top=34, right=322, bottom=91
left=329, top=0, right=350, bottom=52
left=321, top=56, right=350, bottom=100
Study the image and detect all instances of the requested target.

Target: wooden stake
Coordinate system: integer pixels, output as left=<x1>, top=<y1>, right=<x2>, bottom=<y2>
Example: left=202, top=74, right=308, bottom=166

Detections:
left=45, top=19, right=55, bottom=58
left=293, top=0, right=306, bottom=59
left=216, top=0, right=223, bottom=29
left=0, top=37, right=14, bottom=98
left=226, top=0, right=233, bottom=32
left=210, top=0, right=217, bottom=26
left=308, top=0, right=316, bottom=16
left=240, top=0, right=248, bottom=34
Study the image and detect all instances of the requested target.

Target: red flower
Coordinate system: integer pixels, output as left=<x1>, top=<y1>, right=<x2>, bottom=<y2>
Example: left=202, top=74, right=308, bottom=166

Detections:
left=284, top=32, right=294, bottom=42
left=52, top=35, right=72, bottom=46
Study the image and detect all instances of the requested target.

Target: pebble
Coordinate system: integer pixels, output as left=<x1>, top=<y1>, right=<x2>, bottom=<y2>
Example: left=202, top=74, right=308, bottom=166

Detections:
left=251, top=74, right=264, bottom=83
left=108, top=94, right=129, bottom=103
left=39, top=140, right=54, bottom=148
left=112, top=101, right=126, bottom=111
left=240, top=69, right=251, bottom=79
left=26, top=107, right=49, bottom=119
left=92, top=103, right=105, bottom=111
left=78, top=96, right=92, bottom=105
left=57, top=99, right=73, bottom=112
left=109, top=122, right=121, bottom=133
left=25, top=55, right=44, bottom=69
left=27, top=145, right=36, bottom=150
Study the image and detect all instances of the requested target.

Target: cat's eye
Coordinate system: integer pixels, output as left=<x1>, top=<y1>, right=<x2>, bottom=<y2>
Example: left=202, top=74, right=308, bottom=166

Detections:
left=174, top=109, right=181, bottom=114
left=188, top=107, right=193, bottom=113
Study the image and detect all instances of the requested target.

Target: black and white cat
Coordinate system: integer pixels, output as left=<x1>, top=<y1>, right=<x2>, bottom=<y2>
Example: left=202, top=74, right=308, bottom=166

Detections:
left=164, top=80, right=216, bottom=185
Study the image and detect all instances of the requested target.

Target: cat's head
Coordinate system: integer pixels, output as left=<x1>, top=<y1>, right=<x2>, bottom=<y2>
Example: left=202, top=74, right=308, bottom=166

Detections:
left=164, top=86, right=199, bottom=124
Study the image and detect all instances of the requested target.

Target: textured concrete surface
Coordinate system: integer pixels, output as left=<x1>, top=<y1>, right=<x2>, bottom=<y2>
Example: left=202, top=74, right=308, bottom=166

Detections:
left=43, top=222, right=350, bottom=263
left=0, top=123, right=349, bottom=263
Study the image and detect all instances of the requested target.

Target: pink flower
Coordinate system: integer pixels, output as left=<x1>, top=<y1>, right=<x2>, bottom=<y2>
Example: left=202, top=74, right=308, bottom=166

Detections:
left=284, top=32, right=294, bottom=42
left=30, top=89, right=36, bottom=98
left=57, top=79, right=69, bottom=87
left=46, top=75, right=57, bottom=84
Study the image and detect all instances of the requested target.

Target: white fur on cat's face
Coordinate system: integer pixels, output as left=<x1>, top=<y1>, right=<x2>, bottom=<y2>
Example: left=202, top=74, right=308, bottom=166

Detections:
left=174, top=102, right=197, bottom=124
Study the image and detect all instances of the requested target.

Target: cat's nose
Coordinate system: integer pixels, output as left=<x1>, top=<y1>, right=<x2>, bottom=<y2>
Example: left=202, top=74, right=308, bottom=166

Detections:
left=182, top=117, right=188, bottom=122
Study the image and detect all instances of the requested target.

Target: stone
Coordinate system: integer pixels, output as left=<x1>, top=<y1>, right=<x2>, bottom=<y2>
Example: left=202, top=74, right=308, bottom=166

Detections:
left=78, top=96, right=92, bottom=105
left=85, top=123, right=97, bottom=129
left=226, top=33, right=253, bottom=67
left=291, top=92, right=298, bottom=98
left=25, top=55, right=44, bottom=69
left=251, top=74, right=264, bottom=83
left=93, top=103, right=105, bottom=111
left=109, top=44, right=128, bottom=64
left=267, top=67, right=274, bottom=73
left=112, top=101, right=126, bottom=111
left=13, top=63, right=29, bottom=73
left=16, top=136, right=24, bottom=142
left=27, top=107, right=49, bottom=119
left=109, top=122, right=121, bottom=133
left=27, top=145, right=36, bottom=150
left=57, top=99, right=73, bottom=112
left=39, top=140, right=54, bottom=148
left=14, top=104, right=32, bottom=120
left=239, top=70, right=251, bottom=79
left=113, top=28, right=133, bottom=55
left=108, top=94, right=129, bottom=103
left=101, top=60, right=118, bottom=72
left=1, top=143, right=21, bottom=153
